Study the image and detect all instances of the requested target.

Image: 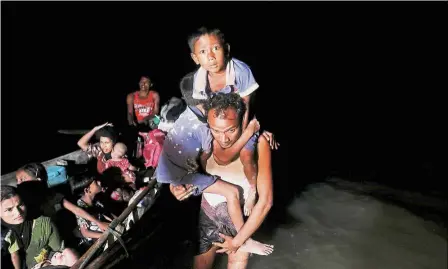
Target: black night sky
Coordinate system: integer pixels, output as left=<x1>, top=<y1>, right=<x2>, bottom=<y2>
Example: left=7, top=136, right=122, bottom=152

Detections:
left=2, top=2, right=444, bottom=196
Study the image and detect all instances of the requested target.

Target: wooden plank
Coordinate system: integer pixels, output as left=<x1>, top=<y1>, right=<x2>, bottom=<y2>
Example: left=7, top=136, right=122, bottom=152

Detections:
left=71, top=179, right=158, bottom=269
left=1, top=149, right=89, bottom=186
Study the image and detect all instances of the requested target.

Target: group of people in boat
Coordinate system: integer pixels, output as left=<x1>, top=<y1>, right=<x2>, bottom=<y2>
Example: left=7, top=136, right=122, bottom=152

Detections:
left=1, top=26, right=279, bottom=269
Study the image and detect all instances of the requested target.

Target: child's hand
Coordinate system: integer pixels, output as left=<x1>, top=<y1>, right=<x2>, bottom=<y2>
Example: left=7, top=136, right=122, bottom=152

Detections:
left=94, top=122, right=113, bottom=131
left=247, top=118, right=260, bottom=135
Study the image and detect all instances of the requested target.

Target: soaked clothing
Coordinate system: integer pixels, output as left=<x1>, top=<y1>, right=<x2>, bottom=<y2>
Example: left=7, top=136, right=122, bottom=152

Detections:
left=4, top=216, right=62, bottom=268
left=84, top=143, right=110, bottom=174
left=105, top=158, right=136, bottom=183
left=133, top=91, right=157, bottom=122
left=155, top=106, right=217, bottom=196
left=198, top=199, right=237, bottom=255
left=191, top=58, right=260, bottom=151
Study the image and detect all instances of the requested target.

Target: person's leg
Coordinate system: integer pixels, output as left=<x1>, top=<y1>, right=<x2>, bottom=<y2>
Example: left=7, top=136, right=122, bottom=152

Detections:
left=227, top=251, right=250, bottom=269
left=239, top=148, right=258, bottom=216
left=204, top=180, right=244, bottom=231
left=193, top=246, right=219, bottom=269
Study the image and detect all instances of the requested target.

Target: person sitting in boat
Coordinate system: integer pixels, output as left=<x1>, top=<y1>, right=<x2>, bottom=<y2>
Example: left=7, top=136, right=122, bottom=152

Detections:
left=15, top=163, right=109, bottom=233
left=71, top=176, right=111, bottom=249
left=104, top=143, right=139, bottom=184
left=170, top=93, right=274, bottom=269
left=1, top=185, right=78, bottom=269
left=155, top=77, right=270, bottom=258
left=77, top=122, right=117, bottom=175
left=126, top=76, right=160, bottom=130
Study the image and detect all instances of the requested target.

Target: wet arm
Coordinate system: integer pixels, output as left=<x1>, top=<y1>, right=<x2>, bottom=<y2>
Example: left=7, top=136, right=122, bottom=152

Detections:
left=232, top=137, right=273, bottom=247
left=153, top=91, right=160, bottom=115
left=242, top=94, right=252, bottom=130
left=127, top=93, right=136, bottom=125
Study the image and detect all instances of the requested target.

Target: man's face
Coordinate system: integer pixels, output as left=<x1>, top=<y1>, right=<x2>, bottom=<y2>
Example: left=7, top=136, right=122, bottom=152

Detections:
left=208, top=108, right=241, bottom=149
left=139, top=77, right=151, bottom=92
left=191, top=34, right=226, bottom=74
left=0, top=195, right=26, bottom=225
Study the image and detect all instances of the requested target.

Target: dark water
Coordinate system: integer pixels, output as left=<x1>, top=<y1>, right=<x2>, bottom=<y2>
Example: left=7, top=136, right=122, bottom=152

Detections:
left=2, top=3, right=444, bottom=194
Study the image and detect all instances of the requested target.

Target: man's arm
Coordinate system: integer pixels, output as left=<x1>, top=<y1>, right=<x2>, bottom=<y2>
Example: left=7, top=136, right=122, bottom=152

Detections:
left=126, top=93, right=136, bottom=126
left=230, top=135, right=273, bottom=248
left=152, top=91, right=160, bottom=115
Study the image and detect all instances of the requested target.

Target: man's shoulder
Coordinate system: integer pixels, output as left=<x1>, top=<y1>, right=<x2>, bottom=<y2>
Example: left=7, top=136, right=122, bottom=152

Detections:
left=257, top=135, right=270, bottom=152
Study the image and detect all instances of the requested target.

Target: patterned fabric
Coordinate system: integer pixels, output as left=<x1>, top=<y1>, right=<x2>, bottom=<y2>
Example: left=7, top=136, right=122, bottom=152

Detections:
left=76, top=199, right=102, bottom=243
left=84, top=143, right=108, bottom=174
left=105, top=158, right=136, bottom=183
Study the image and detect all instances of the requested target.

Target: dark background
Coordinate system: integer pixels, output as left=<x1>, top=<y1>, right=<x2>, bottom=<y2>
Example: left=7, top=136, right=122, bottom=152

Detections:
left=2, top=2, right=444, bottom=197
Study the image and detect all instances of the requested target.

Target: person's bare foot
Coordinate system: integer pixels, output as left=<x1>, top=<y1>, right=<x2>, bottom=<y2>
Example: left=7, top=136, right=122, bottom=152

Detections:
left=239, top=238, right=274, bottom=255
left=244, top=186, right=257, bottom=216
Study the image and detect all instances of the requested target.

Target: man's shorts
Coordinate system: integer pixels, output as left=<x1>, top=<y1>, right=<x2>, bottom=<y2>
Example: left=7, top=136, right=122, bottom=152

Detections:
left=197, top=199, right=237, bottom=255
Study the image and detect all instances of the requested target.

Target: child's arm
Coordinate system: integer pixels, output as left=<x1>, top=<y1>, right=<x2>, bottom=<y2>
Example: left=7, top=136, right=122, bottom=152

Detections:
left=241, top=94, right=252, bottom=130
left=62, top=199, right=109, bottom=231
left=80, top=226, right=103, bottom=239
left=212, top=117, right=259, bottom=164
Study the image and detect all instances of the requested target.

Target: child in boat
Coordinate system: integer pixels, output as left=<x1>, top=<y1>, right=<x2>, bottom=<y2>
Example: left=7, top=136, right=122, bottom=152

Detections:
left=105, top=143, right=138, bottom=184
left=72, top=176, right=109, bottom=247
left=181, top=27, right=278, bottom=215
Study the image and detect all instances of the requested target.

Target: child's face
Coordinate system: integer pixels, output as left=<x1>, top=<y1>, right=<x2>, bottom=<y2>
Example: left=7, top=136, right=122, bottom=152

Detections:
left=111, top=145, right=126, bottom=159
left=191, top=34, right=227, bottom=74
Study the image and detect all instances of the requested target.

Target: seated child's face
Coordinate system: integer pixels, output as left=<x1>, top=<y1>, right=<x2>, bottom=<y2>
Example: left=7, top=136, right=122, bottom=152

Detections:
left=192, top=34, right=226, bottom=74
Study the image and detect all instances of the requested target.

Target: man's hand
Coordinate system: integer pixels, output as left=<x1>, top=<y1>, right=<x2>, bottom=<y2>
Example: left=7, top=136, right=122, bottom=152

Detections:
left=169, top=184, right=196, bottom=201
left=213, top=233, right=240, bottom=254
left=261, top=131, right=280, bottom=150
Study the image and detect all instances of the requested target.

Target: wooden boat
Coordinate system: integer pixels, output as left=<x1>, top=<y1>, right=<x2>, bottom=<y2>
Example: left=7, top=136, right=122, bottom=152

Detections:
left=1, top=150, right=166, bottom=269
